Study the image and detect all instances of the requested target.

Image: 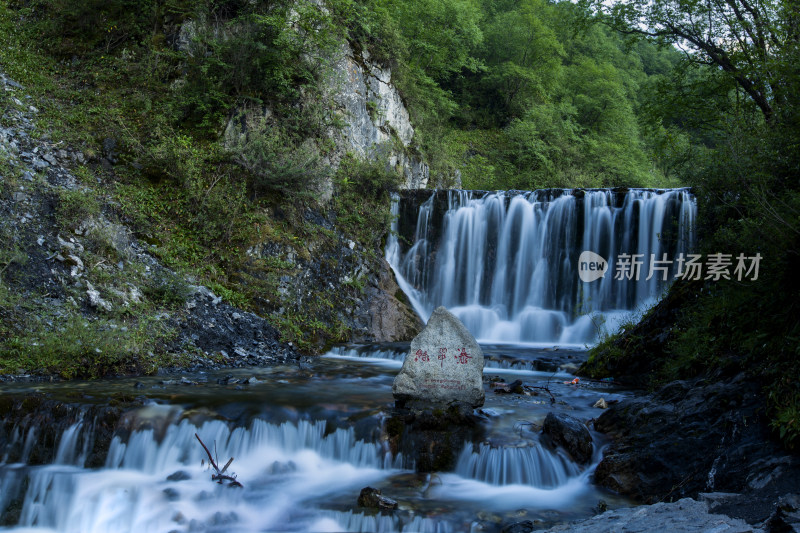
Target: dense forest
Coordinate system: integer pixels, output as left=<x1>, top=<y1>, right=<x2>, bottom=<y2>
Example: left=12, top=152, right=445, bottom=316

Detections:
left=0, top=0, right=798, bottom=450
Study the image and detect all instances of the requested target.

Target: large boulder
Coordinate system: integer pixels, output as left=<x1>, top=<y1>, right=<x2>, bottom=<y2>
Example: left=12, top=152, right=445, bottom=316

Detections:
left=392, top=307, right=485, bottom=408
left=542, top=412, right=593, bottom=464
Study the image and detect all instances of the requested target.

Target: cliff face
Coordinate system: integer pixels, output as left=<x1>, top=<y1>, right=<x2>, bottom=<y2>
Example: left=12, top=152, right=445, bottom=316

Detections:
left=325, top=45, right=428, bottom=192
left=222, top=38, right=429, bottom=202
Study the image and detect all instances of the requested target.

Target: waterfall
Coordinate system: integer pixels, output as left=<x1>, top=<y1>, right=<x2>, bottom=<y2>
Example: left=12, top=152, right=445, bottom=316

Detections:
left=455, top=443, right=580, bottom=488
left=386, top=189, right=696, bottom=345
left=2, top=417, right=405, bottom=532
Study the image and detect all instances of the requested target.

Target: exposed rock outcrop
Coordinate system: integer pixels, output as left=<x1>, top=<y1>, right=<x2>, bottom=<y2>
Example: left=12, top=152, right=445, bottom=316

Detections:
left=222, top=40, right=429, bottom=203
left=356, top=258, right=423, bottom=343
left=326, top=46, right=428, bottom=191
left=0, top=70, right=297, bottom=375
left=532, top=498, right=760, bottom=533
left=593, top=374, right=800, bottom=524
left=542, top=412, right=594, bottom=465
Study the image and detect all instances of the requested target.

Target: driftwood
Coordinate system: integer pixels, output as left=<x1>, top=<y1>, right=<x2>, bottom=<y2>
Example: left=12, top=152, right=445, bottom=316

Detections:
left=195, top=433, right=243, bottom=487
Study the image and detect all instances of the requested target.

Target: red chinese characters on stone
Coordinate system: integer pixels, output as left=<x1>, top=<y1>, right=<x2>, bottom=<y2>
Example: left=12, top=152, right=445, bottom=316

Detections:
left=414, top=349, right=430, bottom=363
left=438, top=348, right=447, bottom=368
left=454, top=348, right=472, bottom=364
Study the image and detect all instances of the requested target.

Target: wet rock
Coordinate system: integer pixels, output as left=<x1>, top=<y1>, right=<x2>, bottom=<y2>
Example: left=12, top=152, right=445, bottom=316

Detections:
left=387, top=402, right=486, bottom=473
left=536, top=498, right=760, bottom=532
left=393, top=306, right=485, bottom=409
left=764, top=493, right=800, bottom=532
left=360, top=258, right=422, bottom=343
left=542, top=412, right=593, bottom=464
left=594, top=375, right=800, bottom=512
left=500, top=520, right=535, bottom=533
left=593, top=398, right=608, bottom=409
left=357, top=487, right=398, bottom=510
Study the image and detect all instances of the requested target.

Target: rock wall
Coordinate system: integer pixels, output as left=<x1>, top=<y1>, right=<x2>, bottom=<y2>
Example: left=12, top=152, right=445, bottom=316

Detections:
left=221, top=38, right=429, bottom=201
left=324, top=46, right=429, bottom=191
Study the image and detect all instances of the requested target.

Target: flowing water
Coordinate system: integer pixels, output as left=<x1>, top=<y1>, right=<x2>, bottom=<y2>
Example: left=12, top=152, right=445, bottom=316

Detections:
left=386, top=189, right=696, bottom=345
left=0, top=187, right=692, bottom=531
left=0, top=347, right=630, bottom=532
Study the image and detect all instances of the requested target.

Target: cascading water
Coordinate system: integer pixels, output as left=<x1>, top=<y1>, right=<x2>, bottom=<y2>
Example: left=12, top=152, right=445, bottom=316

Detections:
left=455, top=443, right=580, bottom=488
left=0, top=347, right=631, bottom=532
left=386, top=189, right=696, bottom=345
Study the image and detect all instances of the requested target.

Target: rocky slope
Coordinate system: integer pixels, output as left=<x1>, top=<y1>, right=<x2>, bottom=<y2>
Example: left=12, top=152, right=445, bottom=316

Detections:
left=0, top=71, right=303, bottom=376
left=0, top=65, right=424, bottom=378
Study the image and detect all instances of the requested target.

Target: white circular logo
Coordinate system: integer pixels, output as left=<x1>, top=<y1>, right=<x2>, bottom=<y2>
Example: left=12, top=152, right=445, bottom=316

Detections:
left=578, top=251, right=608, bottom=282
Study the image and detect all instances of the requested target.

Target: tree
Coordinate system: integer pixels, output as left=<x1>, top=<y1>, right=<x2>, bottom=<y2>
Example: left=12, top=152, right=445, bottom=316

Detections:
left=481, top=0, right=564, bottom=119
left=589, top=0, right=798, bottom=124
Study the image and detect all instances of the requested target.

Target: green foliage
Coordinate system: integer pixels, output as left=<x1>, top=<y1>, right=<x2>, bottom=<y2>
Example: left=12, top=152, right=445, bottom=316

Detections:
left=337, top=152, right=400, bottom=199
left=55, top=188, right=101, bottom=231
left=227, top=115, right=329, bottom=198
left=0, top=310, right=179, bottom=378
left=142, top=271, right=192, bottom=306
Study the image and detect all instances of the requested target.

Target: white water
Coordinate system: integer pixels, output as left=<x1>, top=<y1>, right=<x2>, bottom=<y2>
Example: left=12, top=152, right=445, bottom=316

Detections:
left=0, top=349, right=618, bottom=532
left=455, top=443, right=579, bottom=488
left=386, top=189, right=696, bottom=345
left=0, top=410, right=597, bottom=533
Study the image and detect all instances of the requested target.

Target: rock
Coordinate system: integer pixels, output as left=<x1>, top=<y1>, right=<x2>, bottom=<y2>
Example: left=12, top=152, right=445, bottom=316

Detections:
left=167, top=471, right=191, bottom=482
left=360, top=258, right=422, bottom=342
left=86, top=283, right=112, bottom=312
left=593, top=375, right=800, bottom=509
left=593, top=398, right=608, bottom=409
left=12, top=191, right=28, bottom=202
left=535, top=498, right=760, bottom=532
left=500, top=520, right=535, bottom=533
left=65, top=254, right=83, bottom=270
left=388, top=402, right=485, bottom=472
left=102, top=137, right=117, bottom=160
left=357, top=487, right=398, bottom=510
left=542, top=412, right=593, bottom=464
left=764, top=493, right=800, bottom=532
left=393, top=306, right=485, bottom=408
left=4, top=77, right=23, bottom=89
left=494, top=379, right=525, bottom=394
left=42, top=153, right=57, bottom=165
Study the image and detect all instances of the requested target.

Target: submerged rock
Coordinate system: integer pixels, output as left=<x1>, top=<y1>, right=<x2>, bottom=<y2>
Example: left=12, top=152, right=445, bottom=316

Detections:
left=392, top=306, right=485, bottom=409
left=542, top=412, right=593, bottom=464
left=501, top=520, right=536, bottom=533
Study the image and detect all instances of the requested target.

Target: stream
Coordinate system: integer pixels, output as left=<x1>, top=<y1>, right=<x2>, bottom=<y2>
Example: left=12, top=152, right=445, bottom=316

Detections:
left=0, top=344, right=631, bottom=533
left=1, top=188, right=695, bottom=531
